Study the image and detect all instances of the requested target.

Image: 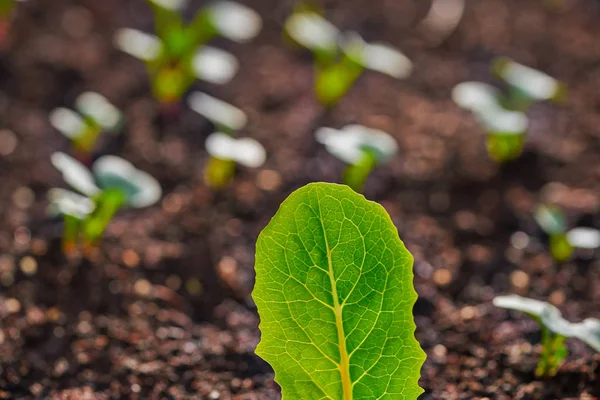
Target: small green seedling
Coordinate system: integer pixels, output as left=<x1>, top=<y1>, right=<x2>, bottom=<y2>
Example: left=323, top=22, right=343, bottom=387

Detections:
left=114, top=0, right=261, bottom=108
left=492, top=57, right=567, bottom=112
left=47, top=188, right=96, bottom=255
left=50, top=92, right=123, bottom=163
left=452, top=82, right=528, bottom=163
left=453, top=59, right=565, bottom=163
left=253, top=182, right=425, bottom=399
left=534, top=204, right=600, bottom=262
left=51, top=152, right=161, bottom=253
left=494, top=295, right=600, bottom=378
left=316, top=124, right=398, bottom=192
left=285, top=12, right=412, bottom=108
left=203, top=132, right=266, bottom=189
left=187, top=91, right=264, bottom=188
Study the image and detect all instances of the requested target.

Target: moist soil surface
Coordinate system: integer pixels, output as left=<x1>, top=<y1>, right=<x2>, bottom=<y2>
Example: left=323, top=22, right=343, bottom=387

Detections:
left=2, top=0, right=600, bottom=399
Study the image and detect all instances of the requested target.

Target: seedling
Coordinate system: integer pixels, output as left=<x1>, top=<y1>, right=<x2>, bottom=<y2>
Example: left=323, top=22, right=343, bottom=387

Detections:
left=51, top=152, right=161, bottom=251
left=114, top=0, right=261, bottom=110
left=453, top=59, right=565, bottom=163
left=47, top=188, right=95, bottom=255
left=316, top=124, right=398, bottom=192
left=203, top=132, right=266, bottom=189
left=253, top=182, right=425, bottom=399
left=494, top=295, right=600, bottom=377
left=50, top=92, right=123, bottom=163
left=453, top=82, right=528, bottom=163
left=285, top=12, right=412, bottom=108
left=188, top=92, right=247, bottom=135
left=534, top=204, right=600, bottom=262
left=492, top=57, right=567, bottom=112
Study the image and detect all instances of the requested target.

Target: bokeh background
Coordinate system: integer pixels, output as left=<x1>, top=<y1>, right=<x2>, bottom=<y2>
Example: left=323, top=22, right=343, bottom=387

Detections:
left=1, top=0, right=600, bottom=398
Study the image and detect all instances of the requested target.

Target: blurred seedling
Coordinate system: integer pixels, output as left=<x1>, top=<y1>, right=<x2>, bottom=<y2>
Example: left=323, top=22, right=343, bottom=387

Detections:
left=453, top=59, right=565, bottom=163
left=418, top=0, right=465, bottom=46
left=47, top=188, right=95, bottom=256
left=188, top=91, right=265, bottom=188
left=50, top=92, right=123, bottom=164
left=534, top=204, right=600, bottom=262
left=494, top=295, right=600, bottom=378
left=316, top=124, right=397, bottom=192
left=114, top=0, right=261, bottom=113
left=285, top=11, right=412, bottom=108
left=51, top=152, right=161, bottom=254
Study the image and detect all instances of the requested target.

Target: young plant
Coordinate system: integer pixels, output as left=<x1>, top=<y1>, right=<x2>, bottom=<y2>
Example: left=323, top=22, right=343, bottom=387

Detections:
left=47, top=188, right=96, bottom=255
left=453, top=59, right=565, bottom=163
left=253, top=182, right=425, bottom=399
left=51, top=152, right=162, bottom=251
left=492, top=57, right=567, bottom=112
left=534, top=204, right=600, bottom=262
left=50, top=92, right=123, bottom=163
left=285, top=12, right=412, bottom=108
left=494, top=295, right=600, bottom=378
left=452, top=82, right=528, bottom=163
left=114, top=0, right=261, bottom=111
left=316, top=124, right=398, bottom=192
left=188, top=92, right=264, bottom=188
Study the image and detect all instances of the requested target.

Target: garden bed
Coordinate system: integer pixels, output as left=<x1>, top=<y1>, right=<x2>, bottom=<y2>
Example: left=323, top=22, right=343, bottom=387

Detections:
left=2, top=0, right=600, bottom=398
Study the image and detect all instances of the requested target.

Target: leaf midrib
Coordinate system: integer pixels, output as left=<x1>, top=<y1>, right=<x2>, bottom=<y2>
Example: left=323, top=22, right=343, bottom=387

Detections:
left=317, top=198, right=353, bottom=400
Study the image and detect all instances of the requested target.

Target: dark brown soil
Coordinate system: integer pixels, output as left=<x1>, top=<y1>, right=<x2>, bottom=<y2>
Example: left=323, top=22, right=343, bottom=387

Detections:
left=2, top=0, right=600, bottom=398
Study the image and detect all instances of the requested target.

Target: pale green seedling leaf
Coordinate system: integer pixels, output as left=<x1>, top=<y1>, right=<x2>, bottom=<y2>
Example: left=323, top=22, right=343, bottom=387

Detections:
left=253, top=183, right=425, bottom=399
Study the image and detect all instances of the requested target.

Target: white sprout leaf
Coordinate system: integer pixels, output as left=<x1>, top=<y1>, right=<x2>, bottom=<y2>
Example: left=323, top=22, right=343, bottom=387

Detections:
left=75, top=92, right=122, bottom=130
left=495, top=295, right=600, bottom=353
left=493, top=295, right=548, bottom=317
left=147, top=0, right=187, bottom=10
left=534, top=204, right=567, bottom=235
left=566, top=227, right=600, bottom=249
left=49, top=108, right=85, bottom=139
left=577, top=319, right=600, bottom=352
left=497, top=58, right=560, bottom=100
left=47, top=188, right=95, bottom=219
left=452, top=82, right=502, bottom=114
left=476, top=108, right=528, bottom=135
left=93, top=156, right=162, bottom=208
left=285, top=12, right=340, bottom=54
left=340, top=32, right=412, bottom=78
left=205, top=132, right=266, bottom=168
left=51, top=152, right=101, bottom=197
left=419, top=0, right=465, bottom=37
left=114, top=28, right=162, bottom=62
left=208, top=1, right=262, bottom=42
left=315, top=124, right=398, bottom=165
left=188, top=92, right=247, bottom=131
left=192, top=46, right=239, bottom=84
left=230, top=137, right=266, bottom=167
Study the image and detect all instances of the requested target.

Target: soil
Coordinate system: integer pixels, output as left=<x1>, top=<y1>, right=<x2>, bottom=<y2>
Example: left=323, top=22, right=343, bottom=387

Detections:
left=2, top=0, right=600, bottom=398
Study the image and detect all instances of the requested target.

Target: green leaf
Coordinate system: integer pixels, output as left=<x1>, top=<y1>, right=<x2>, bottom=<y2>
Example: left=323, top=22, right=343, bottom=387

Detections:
left=253, top=182, right=425, bottom=399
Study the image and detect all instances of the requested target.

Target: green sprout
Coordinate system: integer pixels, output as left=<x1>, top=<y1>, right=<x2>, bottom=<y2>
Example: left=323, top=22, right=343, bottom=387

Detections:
left=47, top=188, right=96, bottom=255
left=534, top=204, right=600, bottom=262
left=494, top=295, right=600, bottom=378
left=114, top=0, right=261, bottom=110
left=51, top=152, right=162, bottom=253
left=453, top=59, right=566, bottom=163
left=285, top=11, right=412, bottom=108
left=492, top=57, right=567, bottom=112
left=188, top=92, right=265, bottom=189
left=50, top=92, right=123, bottom=164
left=253, top=183, right=425, bottom=399
left=316, top=124, right=398, bottom=192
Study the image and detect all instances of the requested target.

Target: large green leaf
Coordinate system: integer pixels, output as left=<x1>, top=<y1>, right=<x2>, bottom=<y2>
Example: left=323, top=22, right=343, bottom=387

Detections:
left=253, top=183, right=425, bottom=399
